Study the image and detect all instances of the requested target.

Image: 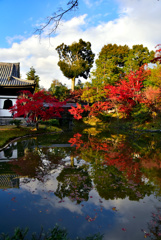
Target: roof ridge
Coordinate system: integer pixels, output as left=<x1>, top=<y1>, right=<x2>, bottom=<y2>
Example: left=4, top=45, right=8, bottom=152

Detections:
left=0, top=62, right=20, bottom=65
left=12, top=76, right=35, bottom=84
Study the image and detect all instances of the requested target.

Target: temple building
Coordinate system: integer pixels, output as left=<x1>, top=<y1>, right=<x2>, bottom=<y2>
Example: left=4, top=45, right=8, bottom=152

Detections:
left=0, top=62, right=35, bottom=124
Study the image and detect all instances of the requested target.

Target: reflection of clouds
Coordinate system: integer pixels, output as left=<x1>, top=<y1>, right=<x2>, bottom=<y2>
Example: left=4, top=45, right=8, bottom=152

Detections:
left=5, top=175, right=161, bottom=239
left=8, top=144, right=161, bottom=240
left=77, top=189, right=161, bottom=239
left=46, top=197, right=83, bottom=215
left=19, top=173, right=84, bottom=215
left=20, top=172, right=59, bottom=193
left=89, top=189, right=159, bottom=219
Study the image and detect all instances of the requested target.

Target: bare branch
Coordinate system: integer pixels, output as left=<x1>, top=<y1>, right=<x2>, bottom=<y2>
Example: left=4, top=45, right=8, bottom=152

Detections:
left=35, top=0, right=159, bottom=36
left=35, top=0, right=79, bottom=36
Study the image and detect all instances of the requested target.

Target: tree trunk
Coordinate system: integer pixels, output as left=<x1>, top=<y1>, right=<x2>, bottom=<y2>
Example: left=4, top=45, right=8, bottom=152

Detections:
left=36, top=121, right=39, bottom=130
left=71, top=155, right=74, bottom=167
left=71, top=77, right=75, bottom=91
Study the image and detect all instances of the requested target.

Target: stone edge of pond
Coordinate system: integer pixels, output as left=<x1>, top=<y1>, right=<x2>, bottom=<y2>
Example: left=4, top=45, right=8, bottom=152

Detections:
left=132, top=128, right=161, bottom=133
left=0, top=130, right=64, bottom=152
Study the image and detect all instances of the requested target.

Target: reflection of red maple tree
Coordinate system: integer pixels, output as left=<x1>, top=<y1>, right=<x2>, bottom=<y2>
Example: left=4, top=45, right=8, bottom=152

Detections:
left=68, top=133, right=84, bottom=149
left=103, top=146, right=141, bottom=183
left=68, top=133, right=142, bottom=183
left=9, top=151, right=42, bottom=179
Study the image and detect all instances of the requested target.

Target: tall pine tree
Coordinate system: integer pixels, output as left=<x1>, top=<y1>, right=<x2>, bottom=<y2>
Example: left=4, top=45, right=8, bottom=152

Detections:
left=56, top=39, right=95, bottom=91
left=26, top=67, right=40, bottom=92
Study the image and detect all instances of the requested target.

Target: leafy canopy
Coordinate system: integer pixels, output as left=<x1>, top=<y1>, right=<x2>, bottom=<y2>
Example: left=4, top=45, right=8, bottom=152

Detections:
left=10, top=90, right=65, bottom=130
left=26, top=66, right=40, bottom=92
left=49, top=79, right=70, bottom=101
left=69, top=66, right=150, bottom=119
left=92, top=44, right=154, bottom=87
left=56, top=39, right=95, bottom=91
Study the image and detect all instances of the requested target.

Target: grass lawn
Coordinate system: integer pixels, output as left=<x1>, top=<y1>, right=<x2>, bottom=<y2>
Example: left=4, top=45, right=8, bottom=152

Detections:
left=0, top=125, right=62, bottom=148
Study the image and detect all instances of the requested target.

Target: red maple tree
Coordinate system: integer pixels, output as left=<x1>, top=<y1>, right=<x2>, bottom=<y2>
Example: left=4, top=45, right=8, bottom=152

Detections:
left=141, top=86, right=161, bottom=113
left=69, top=103, right=85, bottom=120
left=151, top=44, right=161, bottom=63
left=10, top=90, right=65, bottom=130
left=69, top=66, right=150, bottom=119
left=104, top=66, right=149, bottom=116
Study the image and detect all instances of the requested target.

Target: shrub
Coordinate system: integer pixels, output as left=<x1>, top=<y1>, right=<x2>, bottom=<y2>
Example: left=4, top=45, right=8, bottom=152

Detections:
left=0, top=225, right=103, bottom=240
left=10, top=119, right=22, bottom=128
left=40, top=119, right=59, bottom=127
left=131, top=104, right=152, bottom=124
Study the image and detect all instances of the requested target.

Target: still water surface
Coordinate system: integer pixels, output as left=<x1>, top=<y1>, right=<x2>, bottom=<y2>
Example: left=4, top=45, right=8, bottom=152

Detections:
left=0, top=129, right=161, bottom=239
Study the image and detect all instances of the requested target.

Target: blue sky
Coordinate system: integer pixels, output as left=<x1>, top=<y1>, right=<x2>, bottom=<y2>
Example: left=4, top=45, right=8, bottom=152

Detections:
left=0, top=0, right=119, bottom=47
left=0, top=0, right=161, bottom=89
left=0, top=0, right=62, bottom=47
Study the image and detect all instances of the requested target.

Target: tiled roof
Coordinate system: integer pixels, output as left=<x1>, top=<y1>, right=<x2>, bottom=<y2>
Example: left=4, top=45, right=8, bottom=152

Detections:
left=0, top=62, right=35, bottom=86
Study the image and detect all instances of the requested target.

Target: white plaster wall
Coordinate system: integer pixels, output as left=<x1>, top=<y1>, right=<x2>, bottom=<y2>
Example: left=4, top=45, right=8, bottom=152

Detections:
left=0, top=96, right=17, bottom=117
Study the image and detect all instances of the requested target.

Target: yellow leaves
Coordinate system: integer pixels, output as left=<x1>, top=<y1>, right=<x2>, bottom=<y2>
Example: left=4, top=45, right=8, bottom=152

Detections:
left=31, top=128, right=37, bottom=131
left=152, top=111, right=157, bottom=118
left=83, top=116, right=102, bottom=126
left=83, top=128, right=101, bottom=136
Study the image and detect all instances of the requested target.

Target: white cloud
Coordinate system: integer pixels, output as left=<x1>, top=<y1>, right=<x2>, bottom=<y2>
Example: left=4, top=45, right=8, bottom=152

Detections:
left=1, top=0, right=161, bottom=89
left=83, top=0, right=93, bottom=8
left=84, top=0, right=104, bottom=8
left=6, top=35, right=25, bottom=45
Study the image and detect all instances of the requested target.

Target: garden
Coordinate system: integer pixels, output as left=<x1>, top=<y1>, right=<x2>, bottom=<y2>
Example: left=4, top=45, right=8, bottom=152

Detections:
left=1, top=42, right=161, bottom=239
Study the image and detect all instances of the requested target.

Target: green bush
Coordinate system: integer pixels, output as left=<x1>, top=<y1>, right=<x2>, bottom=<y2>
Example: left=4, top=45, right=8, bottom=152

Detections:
left=41, top=119, right=59, bottom=127
left=131, top=104, right=152, bottom=124
left=0, top=225, right=103, bottom=240
left=9, top=119, right=22, bottom=128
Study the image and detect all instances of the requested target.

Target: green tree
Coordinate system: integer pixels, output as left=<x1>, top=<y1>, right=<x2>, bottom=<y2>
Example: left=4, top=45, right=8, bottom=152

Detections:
left=49, top=79, right=70, bottom=101
left=26, top=66, right=40, bottom=92
left=55, top=165, right=92, bottom=204
left=49, top=79, right=62, bottom=89
left=124, top=44, right=154, bottom=73
left=92, top=44, right=154, bottom=87
left=81, top=82, right=105, bottom=104
left=93, top=44, right=130, bottom=86
left=56, top=39, right=95, bottom=91
left=144, top=63, right=161, bottom=87
left=75, top=79, right=84, bottom=89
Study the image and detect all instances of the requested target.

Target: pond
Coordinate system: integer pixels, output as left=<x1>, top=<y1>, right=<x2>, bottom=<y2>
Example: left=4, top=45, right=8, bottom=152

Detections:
left=0, top=128, right=161, bottom=239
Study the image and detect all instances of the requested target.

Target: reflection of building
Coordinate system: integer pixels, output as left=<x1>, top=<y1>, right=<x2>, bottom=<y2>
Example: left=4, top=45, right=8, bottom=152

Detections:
left=0, top=174, right=19, bottom=189
left=0, top=139, right=35, bottom=161
left=0, top=142, right=18, bottom=161
left=0, top=62, right=35, bottom=124
left=0, top=140, right=32, bottom=189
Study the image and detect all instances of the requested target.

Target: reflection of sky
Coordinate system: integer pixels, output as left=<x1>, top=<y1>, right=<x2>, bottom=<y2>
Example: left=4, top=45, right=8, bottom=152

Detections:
left=0, top=139, right=161, bottom=239
left=0, top=170, right=159, bottom=239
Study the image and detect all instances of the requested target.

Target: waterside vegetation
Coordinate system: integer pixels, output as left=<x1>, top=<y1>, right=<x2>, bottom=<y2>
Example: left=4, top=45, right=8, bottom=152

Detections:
left=0, top=123, right=62, bottom=149
left=0, top=225, right=103, bottom=240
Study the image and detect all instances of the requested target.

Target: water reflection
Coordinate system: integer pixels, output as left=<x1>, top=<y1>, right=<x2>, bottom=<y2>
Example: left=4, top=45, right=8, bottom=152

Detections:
left=55, top=165, right=92, bottom=204
left=0, top=131, right=161, bottom=239
left=147, top=206, right=161, bottom=238
left=0, top=142, right=18, bottom=160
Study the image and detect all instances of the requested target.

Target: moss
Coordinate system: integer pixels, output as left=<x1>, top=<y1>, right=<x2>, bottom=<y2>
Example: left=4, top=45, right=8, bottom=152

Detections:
left=0, top=125, right=62, bottom=148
